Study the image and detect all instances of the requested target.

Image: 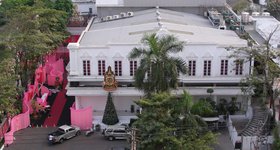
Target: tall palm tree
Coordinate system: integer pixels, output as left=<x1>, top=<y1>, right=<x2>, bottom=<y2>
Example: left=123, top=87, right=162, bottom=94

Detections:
left=129, top=33, right=187, bottom=96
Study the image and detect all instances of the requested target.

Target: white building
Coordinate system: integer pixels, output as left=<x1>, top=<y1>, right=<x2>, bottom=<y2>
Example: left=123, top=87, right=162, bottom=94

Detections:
left=253, top=15, right=280, bottom=48
left=72, top=0, right=97, bottom=16
left=96, top=0, right=226, bottom=17
left=67, top=8, right=249, bottom=124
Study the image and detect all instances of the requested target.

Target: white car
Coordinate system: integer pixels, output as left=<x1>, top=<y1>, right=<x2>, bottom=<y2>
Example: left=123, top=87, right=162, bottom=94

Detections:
left=102, top=125, right=130, bottom=141
left=48, top=125, right=81, bottom=144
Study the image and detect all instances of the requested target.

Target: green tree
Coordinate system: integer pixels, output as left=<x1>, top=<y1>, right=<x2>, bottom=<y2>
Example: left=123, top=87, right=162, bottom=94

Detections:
left=0, top=0, right=73, bottom=26
left=191, top=99, right=218, bottom=117
left=232, top=0, right=250, bottom=13
left=129, top=33, right=187, bottom=96
left=134, top=92, right=217, bottom=150
left=273, top=125, right=280, bottom=150
left=267, top=0, right=280, bottom=20
left=0, top=58, right=20, bottom=117
left=102, top=92, right=119, bottom=125
left=0, top=0, right=35, bottom=26
left=53, top=0, right=73, bottom=18
left=0, top=5, right=68, bottom=88
left=229, top=26, right=280, bottom=125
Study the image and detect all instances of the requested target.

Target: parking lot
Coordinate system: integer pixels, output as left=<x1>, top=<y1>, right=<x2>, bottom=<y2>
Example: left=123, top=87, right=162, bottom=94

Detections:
left=4, top=127, right=129, bottom=150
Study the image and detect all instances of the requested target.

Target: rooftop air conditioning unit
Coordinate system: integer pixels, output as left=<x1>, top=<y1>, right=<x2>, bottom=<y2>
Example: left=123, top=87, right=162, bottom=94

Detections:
left=127, top=12, right=134, bottom=17
left=120, top=12, right=127, bottom=18
left=106, top=16, right=113, bottom=20
left=252, top=12, right=260, bottom=16
left=113, top=15, right=120, bottom=19
left=262, top=12, right=270, bottom=16
left=100, top=17, right=107, bottom=22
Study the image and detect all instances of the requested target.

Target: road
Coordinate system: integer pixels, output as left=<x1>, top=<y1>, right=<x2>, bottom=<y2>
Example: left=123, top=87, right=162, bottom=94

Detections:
left=4, top=127, right=235, bottom=150
left=5, top=127, right=129, bottom=150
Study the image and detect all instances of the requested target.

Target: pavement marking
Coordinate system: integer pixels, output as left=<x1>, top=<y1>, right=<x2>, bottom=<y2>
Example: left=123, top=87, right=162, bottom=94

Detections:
left=0, top=144, right=4, bottom=150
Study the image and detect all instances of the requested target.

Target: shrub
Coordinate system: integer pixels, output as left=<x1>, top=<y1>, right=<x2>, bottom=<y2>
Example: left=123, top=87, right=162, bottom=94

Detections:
left=191, top=99, right=218, bottom=117
left=227, top=97, right=239, bottom=115
left=217, top=99, right=228, bottom=115
left=95, top=124, right=101, bottom=132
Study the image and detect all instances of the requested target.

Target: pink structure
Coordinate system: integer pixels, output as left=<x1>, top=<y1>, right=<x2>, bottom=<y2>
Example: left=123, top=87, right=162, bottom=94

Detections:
left=70, top=106, right=93, bottom=130
left=4, top=95, right=30, bottom=146
left=46, top=59, right=64, bottom=86
left=35, top=65, right=46, bottom=84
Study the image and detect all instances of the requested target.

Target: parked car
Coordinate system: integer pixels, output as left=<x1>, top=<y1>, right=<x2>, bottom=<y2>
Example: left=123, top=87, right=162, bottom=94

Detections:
left=103, top=125, right=130, bottom=141
left=48, top=125, right=81, bottom=144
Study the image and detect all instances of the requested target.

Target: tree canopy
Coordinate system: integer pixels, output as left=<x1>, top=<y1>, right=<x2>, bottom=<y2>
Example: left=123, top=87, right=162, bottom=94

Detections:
left=0, top=5, right=68, bottom=88
left=133, top=92, right=217, bottom=150
left=267, top=0, right=280, bottom=20
left=129, top=33, right=187, bottom=96
left=0, top=0, right=71, bottom=117
left=0, top=0, right=73, bottom=26
left=0, top=58, right=20, bottom=117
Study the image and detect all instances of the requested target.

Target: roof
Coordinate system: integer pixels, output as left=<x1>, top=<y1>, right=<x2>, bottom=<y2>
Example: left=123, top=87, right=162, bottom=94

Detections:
left=253, top=16, right=280, bottom=48
left=97, top=0, right=226, bottom=7
left=59, top=125, right=72, bottom=131
left=77, top=8, right=247, bottom=47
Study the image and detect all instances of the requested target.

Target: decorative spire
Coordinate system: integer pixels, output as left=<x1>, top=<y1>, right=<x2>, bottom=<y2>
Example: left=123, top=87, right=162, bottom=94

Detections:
left=155, top=6, right=169, bottom=38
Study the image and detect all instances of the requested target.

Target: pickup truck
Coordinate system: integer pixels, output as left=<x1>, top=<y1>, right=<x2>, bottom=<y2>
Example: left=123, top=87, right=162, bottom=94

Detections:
left=48, top=125, right=80, bottom=144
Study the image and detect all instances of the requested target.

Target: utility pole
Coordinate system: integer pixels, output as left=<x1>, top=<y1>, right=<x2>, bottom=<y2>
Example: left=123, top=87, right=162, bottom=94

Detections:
left=130, top=128, right=137, bottom=150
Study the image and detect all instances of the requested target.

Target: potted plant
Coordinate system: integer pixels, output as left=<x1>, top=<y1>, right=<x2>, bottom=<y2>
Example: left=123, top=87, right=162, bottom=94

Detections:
left=95, top=124, right=101, bottom=132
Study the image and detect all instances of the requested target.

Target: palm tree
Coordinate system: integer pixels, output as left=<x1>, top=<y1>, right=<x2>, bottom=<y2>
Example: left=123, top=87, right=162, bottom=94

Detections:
left=129, top=33, right=187, bottom=96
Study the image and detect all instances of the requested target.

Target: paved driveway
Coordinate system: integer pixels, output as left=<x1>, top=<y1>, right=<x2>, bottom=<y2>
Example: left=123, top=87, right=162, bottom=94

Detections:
left=5, top=127, right=129, bottom=150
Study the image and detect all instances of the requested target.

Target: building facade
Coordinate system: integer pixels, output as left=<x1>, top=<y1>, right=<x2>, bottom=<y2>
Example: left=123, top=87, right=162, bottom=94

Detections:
left=96, top=0, right=226, bottom=17
left=67, top=8, right=250, bottom=124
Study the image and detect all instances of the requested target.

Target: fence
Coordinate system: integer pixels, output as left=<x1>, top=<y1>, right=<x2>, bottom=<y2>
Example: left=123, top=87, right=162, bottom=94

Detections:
left=0, top=118, right=9, bottom=141
left=227, top=116, right=241, bottom=146
left=4, top=98, right=30, bottom=146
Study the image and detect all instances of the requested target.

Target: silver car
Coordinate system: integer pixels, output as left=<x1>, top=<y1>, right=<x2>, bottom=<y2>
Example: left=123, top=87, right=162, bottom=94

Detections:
left=48, top=125, right=81, bottom=144
left=103, top=125, right=130, bottom=141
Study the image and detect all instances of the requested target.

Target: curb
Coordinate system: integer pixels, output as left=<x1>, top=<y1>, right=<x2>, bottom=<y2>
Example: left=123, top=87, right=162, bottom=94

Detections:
left=0, top=144, right=4, bottom=150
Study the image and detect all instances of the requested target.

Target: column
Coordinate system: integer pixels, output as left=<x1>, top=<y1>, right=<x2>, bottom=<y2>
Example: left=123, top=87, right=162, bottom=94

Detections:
left=68, top=43, right=79, bottom=75
left=75, top=96, right=80, bottom=110
left=213, top=95, right=218, bottom=103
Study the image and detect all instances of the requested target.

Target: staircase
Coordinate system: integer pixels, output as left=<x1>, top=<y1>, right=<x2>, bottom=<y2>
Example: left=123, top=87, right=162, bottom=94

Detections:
left=240, top=103, right=269, bottom=136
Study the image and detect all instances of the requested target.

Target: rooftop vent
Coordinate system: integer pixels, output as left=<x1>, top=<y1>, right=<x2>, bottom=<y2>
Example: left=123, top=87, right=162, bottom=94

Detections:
left=262, top=12, right=270, bottom=16
left=106, top=16, right=113, bottom=20
left=252, top=12, right=260, bottom=16
left=100, top=17, right=107, bottom=22
left=120, top=12, right=127, bottom=18
left=113, top=15, right=120, bottom=19
left=127, top=12, right=134, bottom=17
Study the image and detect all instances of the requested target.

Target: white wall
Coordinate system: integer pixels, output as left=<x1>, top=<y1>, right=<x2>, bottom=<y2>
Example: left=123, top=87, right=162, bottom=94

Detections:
left=73, top=2, right=97, bottom=15
left=80, top=96, right=106, bottom=110
left=79, top=95, right=139, bottom=111
left=70, top=44, right=250, bottom=82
